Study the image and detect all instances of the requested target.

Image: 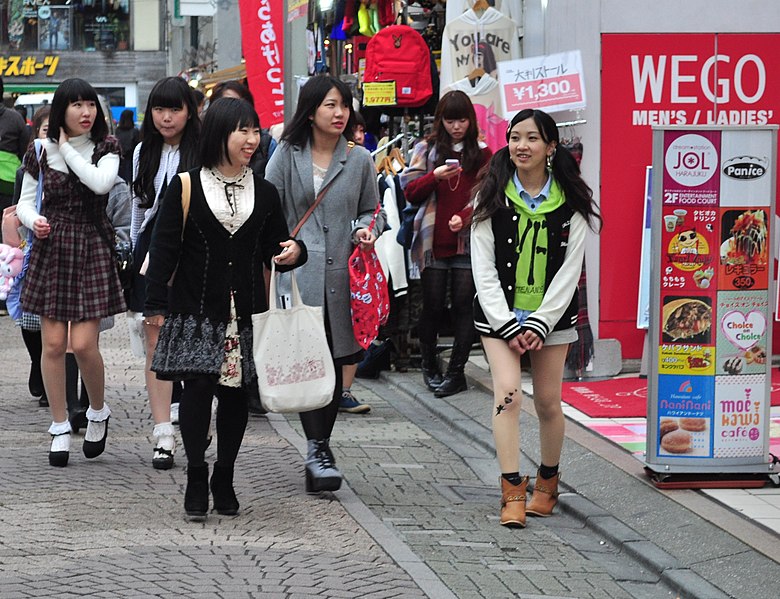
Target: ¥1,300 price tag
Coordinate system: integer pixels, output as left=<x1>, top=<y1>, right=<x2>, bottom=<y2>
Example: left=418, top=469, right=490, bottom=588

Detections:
left=503, top=74, right=584, bottom=112
left=363, top=81, right=396, bottom=106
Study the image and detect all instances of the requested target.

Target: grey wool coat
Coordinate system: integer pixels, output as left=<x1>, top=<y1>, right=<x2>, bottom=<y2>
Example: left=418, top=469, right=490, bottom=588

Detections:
left=265, top=137, right=385, bottom=359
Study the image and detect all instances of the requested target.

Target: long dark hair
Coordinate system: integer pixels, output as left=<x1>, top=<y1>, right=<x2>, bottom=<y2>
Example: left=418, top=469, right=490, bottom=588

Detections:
left=134, top=77, right=200, bottom=208
left=281, top=75, right=356, bottom=148
left=47, top=78, right=108, bottom=144
left=473, top=109, right=601, bottom=230
left=428, top=90, right=482, bottom=173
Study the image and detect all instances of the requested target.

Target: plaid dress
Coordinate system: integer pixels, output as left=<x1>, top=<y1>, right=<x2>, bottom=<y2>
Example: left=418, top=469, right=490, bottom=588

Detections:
left=21, top=138, right=126, bottom=321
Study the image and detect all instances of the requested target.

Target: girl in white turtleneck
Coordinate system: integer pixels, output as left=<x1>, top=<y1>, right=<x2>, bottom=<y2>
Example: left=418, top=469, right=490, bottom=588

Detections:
left=15, top=78, right=122, bottom=468
left=127, top=77, right=200, bottom=471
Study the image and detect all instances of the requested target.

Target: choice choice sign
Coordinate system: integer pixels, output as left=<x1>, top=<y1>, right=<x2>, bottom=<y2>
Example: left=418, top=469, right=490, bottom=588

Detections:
left=600, top=33, right=780, bottom=358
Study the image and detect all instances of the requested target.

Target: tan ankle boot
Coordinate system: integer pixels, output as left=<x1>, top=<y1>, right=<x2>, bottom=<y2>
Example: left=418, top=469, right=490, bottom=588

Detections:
left=499, top=476, right=528, bottom=528
left=526, top=470, right=560, bottom=517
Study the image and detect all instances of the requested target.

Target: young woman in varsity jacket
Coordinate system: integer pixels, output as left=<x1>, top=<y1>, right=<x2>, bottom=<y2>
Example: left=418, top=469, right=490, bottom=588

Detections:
left=470, top=109, right=601, bottom=528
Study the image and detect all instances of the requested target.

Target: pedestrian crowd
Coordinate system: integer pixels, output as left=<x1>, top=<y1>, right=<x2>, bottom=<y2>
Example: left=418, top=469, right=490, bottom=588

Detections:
left=0, top=73, right=599, bottom=527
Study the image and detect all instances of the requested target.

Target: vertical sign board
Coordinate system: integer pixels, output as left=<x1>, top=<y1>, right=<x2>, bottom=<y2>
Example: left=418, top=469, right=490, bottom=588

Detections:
left=646, top=126, right=777, bottom=473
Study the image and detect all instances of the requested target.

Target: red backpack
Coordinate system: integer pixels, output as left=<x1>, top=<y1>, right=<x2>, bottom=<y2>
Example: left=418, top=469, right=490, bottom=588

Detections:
left=364, top=25, right=432, bottom=108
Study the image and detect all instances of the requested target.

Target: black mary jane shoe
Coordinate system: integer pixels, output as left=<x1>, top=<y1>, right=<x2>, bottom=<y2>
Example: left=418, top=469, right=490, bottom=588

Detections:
left=49, top=432, right=71, bottom=467
left=83, top=417, right=109, bottom=459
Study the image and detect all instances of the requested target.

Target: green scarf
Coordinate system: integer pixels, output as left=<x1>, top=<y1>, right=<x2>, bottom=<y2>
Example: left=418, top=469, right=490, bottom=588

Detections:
left=504, top=178, right=566, bottom=311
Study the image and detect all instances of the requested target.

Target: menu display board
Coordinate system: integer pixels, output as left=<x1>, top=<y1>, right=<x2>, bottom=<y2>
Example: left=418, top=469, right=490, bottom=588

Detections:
left=646, top=126, right=777, bottom=472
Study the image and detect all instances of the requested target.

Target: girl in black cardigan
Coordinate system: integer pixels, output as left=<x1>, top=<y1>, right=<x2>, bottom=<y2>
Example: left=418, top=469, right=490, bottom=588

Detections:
left=144, top=98, right=306, bottom=521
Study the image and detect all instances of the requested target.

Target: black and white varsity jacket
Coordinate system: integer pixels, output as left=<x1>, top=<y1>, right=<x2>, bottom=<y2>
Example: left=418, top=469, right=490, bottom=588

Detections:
left=470, top=201, right=587, bottom=342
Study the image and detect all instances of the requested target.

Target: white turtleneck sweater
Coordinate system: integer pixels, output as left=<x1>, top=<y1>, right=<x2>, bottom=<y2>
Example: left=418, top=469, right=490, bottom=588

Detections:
left=16, top=134, right=119, bottom=230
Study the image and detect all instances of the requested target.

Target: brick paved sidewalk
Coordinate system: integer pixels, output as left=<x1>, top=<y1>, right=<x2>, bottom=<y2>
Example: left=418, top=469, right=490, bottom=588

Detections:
left=0, top=321, right=429, bottom=599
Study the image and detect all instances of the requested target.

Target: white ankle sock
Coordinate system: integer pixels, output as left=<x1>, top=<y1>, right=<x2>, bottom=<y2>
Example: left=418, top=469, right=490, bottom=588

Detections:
left=48, top=420, right=72, bottom=436
left=49, top=420, right=71, bottom=453
left=86, top=403, right=111, bottom=422
left=153, top=422, right=176, bottom=451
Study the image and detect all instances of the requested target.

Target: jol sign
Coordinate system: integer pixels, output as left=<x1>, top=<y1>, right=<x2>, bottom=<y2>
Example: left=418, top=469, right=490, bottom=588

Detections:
left=645, top=125, right=777, bottom=476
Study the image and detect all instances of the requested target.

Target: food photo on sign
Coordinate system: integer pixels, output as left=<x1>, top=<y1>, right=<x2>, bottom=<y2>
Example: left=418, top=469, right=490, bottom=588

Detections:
left=656, top=375, right=714, bottom=458
left=719, top=208, right=769, bottom=290
left=661, top=294, right=713, bottom=345
left=716, top=291, right=768, bottom=376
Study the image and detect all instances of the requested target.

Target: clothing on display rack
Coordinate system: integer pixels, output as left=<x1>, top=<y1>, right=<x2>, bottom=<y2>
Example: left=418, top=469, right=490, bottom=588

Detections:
left=445, top=0, right=523, bottom=28
left=439, top=7, right=521, bottom=93
left=444, top=76, right=507, bottom=153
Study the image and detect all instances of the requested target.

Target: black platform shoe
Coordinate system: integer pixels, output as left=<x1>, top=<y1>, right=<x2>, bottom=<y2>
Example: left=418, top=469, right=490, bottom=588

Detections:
left=304, top=439, right=342, bottom=493
left=83, top=416, right=109, bottom=458
left=210, top=463, right=239, bottom=515
left=185, top=464, right=209, bottom=521
left=49, top=432, right=71, bottom=467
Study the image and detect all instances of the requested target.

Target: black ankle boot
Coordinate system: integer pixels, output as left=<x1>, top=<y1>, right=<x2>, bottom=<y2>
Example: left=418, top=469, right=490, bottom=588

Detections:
left=185, top=463, right=209, bottom=521
left=419, top=342, right=443, bottom=391
left=305, top=438, right=342, bottom=493
left=434, top=342, right=472, bottom=398
left=434, top=372, right=467, bottom=397
left=210, top=463, right=239, bottom=515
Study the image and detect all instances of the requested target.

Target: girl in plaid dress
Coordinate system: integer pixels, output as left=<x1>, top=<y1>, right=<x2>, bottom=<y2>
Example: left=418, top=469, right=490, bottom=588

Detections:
left=16, top=78, right=123, bottom=467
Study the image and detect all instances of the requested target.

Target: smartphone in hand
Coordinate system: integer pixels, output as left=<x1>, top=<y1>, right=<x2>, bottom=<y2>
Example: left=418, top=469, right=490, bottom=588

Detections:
left=445, top=158, right=460, bottom=168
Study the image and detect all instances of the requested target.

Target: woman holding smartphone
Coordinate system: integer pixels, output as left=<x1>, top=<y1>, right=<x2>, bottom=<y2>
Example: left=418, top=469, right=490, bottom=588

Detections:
left=399, top=90, right=492, bottom=397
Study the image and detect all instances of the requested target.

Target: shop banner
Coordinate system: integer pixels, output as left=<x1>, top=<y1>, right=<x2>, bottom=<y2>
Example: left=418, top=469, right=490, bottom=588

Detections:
left=497, top=50, right=586, bottom=115
left=239, top=0, right=285, bottom=128
left=645, top=126, right=776, bottom=473
left=288, top=0, right=307, bottom=22
left=600, top=34, right=780, bottom=359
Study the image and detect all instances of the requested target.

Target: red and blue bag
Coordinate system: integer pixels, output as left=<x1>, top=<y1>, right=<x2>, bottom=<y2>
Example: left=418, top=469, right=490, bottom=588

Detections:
left=349, top=205, right=390, bottom=349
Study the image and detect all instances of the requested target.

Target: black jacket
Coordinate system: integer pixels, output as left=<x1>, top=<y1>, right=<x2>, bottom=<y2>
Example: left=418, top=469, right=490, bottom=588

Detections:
left=144, top=168, right=307, bottom=323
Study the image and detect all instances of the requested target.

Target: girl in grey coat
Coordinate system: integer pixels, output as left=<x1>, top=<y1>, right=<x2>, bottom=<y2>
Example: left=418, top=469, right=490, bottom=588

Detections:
left=265, top=75, right=385, bottom=493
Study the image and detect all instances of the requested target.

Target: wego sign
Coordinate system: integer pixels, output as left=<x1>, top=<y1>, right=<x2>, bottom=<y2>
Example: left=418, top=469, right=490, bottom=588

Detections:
left=600, top=33, right=780, bottom=358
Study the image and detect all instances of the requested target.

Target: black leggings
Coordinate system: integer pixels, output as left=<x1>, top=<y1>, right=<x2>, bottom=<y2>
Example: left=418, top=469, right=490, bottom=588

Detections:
left=299, top=358, right=344, bottom=441
left=179, top=376, right=249, bottom=468
left=418, top=266, right=476, bottom=349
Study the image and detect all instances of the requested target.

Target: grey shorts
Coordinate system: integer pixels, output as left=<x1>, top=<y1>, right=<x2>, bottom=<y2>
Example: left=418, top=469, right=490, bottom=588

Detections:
left=513, top=308, right=578, bottom=346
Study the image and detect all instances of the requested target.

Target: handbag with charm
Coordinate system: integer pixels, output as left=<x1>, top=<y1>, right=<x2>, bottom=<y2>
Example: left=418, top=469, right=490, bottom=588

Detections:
left=252, top=261, right=335, bottom=413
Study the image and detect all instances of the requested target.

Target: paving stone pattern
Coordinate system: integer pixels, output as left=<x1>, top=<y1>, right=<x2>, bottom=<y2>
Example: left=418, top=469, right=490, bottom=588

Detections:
left=0, top=322, right=425, bottom=599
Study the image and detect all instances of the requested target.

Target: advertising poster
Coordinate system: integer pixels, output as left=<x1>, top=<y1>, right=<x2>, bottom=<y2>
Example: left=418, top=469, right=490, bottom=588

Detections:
left=648, top=126, right=775, bottom=472
left=600, top=33, right=780, bottom=359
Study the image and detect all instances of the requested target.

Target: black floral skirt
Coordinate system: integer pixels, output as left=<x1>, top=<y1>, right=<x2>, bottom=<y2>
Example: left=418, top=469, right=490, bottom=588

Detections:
left=151, top=312, right=256, bottom=385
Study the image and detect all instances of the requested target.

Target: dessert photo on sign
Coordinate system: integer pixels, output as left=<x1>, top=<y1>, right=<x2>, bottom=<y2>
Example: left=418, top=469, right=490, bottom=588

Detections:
left=719, top=209, right=768, bottom=266
left=661, top=295, right=713, bottom=344
left=716, top=290, right=769, bottom=375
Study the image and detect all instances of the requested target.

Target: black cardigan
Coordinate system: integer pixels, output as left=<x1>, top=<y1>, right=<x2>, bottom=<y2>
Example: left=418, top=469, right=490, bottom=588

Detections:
left=144, top=168, right=307, bottom=322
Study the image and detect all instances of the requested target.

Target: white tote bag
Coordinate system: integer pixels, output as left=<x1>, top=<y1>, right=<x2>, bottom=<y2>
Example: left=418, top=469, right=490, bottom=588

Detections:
left=251, top=262, right=336, bottom=413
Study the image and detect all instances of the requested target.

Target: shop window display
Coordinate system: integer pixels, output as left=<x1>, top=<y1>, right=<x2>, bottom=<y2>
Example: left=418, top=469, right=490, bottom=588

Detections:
left=3, top=0, right=130, bottom=52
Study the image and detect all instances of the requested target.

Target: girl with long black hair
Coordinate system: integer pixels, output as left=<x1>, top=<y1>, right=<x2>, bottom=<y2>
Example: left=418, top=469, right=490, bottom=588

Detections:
left=471, top=108, right=600, bottom=527
left=129, top=76, right=200, bottom=470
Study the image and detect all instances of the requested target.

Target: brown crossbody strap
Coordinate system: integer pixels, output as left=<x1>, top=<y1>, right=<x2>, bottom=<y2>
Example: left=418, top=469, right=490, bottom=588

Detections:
left=290, top=145, right=353, bottom=237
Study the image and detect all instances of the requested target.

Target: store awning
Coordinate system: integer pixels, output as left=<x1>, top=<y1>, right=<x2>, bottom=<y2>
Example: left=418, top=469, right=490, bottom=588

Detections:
left=199, top=64, right=247, bottom=89
left=5, top=84, right=60, bottom=93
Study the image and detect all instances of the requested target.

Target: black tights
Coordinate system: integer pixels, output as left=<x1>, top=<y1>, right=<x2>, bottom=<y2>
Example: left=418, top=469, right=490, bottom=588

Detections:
left=179, top=376, right=249, bottom=468
left=299, top=356, right=344, bottom=441
left=418, top=266, right=476, bottom=349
